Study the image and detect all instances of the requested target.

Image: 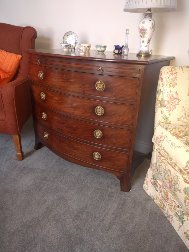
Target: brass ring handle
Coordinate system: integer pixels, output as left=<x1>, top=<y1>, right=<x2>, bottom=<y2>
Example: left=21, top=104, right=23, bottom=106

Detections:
left=94, top=129, right=103, bottom=139
left=97, top=66, right=104, bottom=72
left=41, top=112, right=47, bottom=120
left=95, top=105, right=104, bottom=116
left=95, top=80, right=105, bottom=91
left=40, top=92, right=46, bottom=100
left=38, top=70, right=44, bottom=80
left=43, top=132, right=49, bottom=139
left=93, top=152, right=101, bottom=161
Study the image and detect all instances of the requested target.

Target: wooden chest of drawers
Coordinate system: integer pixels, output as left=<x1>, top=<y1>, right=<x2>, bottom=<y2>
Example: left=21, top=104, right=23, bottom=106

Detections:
left=28, top=49, right=173, bottom=191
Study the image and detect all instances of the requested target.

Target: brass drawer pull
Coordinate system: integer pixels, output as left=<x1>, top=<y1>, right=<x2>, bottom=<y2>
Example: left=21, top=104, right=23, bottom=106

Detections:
left=94, top=129, right=103, bottom=139
left=95, top=105, right=104, bottom=116
left=43, top=132, right=49, bottom=139
left=40, top=92, right=46, bottom=100
left=93, top=152, right=101, bottom=161
left=95, top=80, right=105, bottom=91
left=38, top=70, right=44, bottom=80
left=42, top=112, right=47, bottom=120
left=97, top=66, right=104, bottom=72
left=37, top=58, right=40, bottom=65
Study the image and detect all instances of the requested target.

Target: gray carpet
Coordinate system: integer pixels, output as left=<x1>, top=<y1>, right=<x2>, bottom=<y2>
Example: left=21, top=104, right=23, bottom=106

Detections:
left=0, top=119, right=188, bottom=252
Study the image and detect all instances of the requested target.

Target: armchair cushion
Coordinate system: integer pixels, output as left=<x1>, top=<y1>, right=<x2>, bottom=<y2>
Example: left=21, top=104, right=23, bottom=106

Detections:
left=153, top=123, right=189, bottom=181
left=0, top=49, right=21, bottom=84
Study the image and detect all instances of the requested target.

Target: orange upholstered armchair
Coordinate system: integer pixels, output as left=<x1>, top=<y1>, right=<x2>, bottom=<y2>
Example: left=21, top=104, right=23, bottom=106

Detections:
left=0, top=23, right=37, bottom=160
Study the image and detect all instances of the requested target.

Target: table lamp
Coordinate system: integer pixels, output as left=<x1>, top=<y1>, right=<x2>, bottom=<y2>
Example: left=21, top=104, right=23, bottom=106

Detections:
left=123, top=0, right=177, bottom=57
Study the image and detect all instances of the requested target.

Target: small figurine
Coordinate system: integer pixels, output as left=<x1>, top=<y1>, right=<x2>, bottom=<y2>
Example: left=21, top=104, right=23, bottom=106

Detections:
left=113, top=45, right=124, bottom=55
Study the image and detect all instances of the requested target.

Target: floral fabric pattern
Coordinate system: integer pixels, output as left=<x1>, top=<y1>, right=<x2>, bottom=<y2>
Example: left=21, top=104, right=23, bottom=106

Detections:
left=143, top=66, right=189, bottom=249
left=155, top=66, right=189, bottom=126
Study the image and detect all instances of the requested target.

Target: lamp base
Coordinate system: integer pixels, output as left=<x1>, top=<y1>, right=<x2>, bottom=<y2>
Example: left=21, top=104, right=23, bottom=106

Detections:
left=138, top=9, right=155, bottom=57
left=137, top=51, right=151, bottom=57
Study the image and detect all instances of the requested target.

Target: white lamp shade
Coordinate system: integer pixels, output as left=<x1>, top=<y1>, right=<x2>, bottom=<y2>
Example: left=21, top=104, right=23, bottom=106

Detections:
left=124, top=0, right=177, bottom=12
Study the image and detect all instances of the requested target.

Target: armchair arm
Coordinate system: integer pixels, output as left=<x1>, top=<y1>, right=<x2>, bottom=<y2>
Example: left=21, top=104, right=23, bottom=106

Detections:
left=154, top=66, right=189, bottom=128
left=1, top=75, right=31, bottom=132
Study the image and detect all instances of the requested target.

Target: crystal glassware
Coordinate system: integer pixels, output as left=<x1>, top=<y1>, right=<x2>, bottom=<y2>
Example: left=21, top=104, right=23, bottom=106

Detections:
left=122, top=28, right=129, bottom=56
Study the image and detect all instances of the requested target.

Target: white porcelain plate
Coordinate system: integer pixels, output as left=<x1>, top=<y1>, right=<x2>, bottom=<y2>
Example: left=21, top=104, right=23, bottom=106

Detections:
left=63, top=31, right=78, bottom=47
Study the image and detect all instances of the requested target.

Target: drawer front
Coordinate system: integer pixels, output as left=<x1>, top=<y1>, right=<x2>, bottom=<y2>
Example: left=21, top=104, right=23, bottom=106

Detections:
left=31, top=84, right=137, bottom=126
left=29, top=64, right=140, bottom=101
left=36, top=123, right=129, bottom=172
left=29, top=54, right=143, bottom=77
left=34, top=105, right=132, bottom=150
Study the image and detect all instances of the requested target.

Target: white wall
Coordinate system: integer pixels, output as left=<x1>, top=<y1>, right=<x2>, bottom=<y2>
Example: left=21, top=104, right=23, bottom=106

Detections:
left=0, top=0, right=188, bottom=153
left=0, top=0, right=189, bottom=65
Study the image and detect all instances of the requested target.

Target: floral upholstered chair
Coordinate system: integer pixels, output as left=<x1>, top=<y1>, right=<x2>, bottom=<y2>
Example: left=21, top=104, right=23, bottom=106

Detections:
left=143, top=66, right=189, bottom=249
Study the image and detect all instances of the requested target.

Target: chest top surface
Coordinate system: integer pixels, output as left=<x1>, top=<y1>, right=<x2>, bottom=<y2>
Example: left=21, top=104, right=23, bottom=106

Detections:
left=28, top=49, right=174, bottom=65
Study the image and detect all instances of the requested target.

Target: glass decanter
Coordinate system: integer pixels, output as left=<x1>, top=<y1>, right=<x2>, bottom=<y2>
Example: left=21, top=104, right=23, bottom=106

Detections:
left=122, top=28, right=129, bottom=56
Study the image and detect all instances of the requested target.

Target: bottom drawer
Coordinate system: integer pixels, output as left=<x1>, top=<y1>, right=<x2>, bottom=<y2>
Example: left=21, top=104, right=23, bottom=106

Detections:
left=36, top=123, right=129, bottom=173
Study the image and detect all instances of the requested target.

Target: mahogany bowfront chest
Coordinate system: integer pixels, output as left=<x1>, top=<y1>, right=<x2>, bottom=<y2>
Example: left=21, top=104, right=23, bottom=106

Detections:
left=28, top=49, right=173, bottom=191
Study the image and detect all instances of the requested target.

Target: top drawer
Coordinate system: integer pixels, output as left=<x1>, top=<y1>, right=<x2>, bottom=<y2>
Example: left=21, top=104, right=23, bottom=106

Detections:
left=29, top=64, right=141, bottom=101
left=29, top=54, right=144, bottom=78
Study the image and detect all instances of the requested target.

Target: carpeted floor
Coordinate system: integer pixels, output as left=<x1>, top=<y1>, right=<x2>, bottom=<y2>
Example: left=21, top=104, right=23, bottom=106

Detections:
left=0, top=119, right=188, bottom=252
